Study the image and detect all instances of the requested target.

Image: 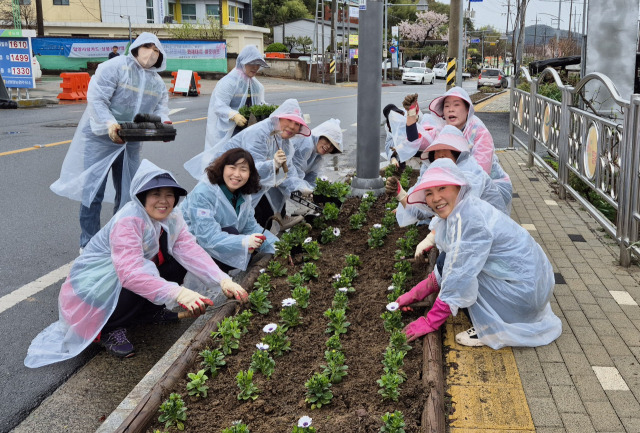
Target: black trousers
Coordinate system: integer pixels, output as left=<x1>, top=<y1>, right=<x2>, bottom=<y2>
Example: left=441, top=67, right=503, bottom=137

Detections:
left=254, top=195, right=285, bottom=230
left=102, top=247, right=187, bottom=334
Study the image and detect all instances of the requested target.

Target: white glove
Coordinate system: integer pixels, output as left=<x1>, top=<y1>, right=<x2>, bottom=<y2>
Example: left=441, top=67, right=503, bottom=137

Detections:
left=390, top=156, right=400, bottom=168
left=220, top=278, right=249, bottom=303
left=108, top=123, right=124, bottom=144
left=248, top=233, right=266, bottom=251
left=176, top=287, right=213, bottom=316
left=274, top=149, right=287, bottom=169
left=415, top=231, right=436, bottom=259
left=231, top=113, right=247, bottom=127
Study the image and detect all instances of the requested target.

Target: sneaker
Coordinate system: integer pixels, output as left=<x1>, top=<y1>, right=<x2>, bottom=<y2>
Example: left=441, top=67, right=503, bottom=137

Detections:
left=101, top=328, right=135, bottom=358
left=279, top=215, right=304, bottom=230
left=150, top=308, right=179, bottom=325
left=455, top=327, right=485, bottom=347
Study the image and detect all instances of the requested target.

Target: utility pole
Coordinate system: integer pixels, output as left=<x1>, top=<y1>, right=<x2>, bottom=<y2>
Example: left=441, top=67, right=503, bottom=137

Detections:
left=330, top=0, right=337, bottom=84
left=505, top=0, right=510, bottom=69
left=447, top=0, right=462, bottom=89
left=533, top=15, right=538, bottom=61
left=555, top=0, right=561, bottom=57
left=35, top=0, right=44, bottom=36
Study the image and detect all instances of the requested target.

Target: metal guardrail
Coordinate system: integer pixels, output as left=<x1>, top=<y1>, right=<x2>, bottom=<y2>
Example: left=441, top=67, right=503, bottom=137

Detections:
left=509, top=66, right=640, bottom=267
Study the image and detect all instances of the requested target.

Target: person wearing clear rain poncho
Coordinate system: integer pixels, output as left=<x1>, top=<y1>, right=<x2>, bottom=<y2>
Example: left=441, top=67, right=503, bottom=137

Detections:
left=180, top=148, right=279, bottom=272
left=204, top=45, right=268, bottom=152
left=390, top=125, right=510, bottom=228
left=25, top=160, right=248, bottom=367
left=50, top=33, right=171, bottom=251
left=186, top=99, right=311, bottom=230
left=387, top=87, right=512, bottom=207
left=284, top=118, right=343, bottom=197
left=394, top=159, right=561, bottom=349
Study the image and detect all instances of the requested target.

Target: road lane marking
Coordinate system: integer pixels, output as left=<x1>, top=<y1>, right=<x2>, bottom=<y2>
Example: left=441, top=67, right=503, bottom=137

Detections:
left=169, top=108, right=186, bottom=115
left=0, top=261, right=73, bottom=314
left=299, top=94, right=356, bottom=104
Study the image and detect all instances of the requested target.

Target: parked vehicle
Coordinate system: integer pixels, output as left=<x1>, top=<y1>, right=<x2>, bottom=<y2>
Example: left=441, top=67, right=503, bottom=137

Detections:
left=477, top=68, right=508, bottom=89
left=401, top=60, right=427, bottom=72
left=433, top=62, right=447, bottom=79
left=402, top=67, right=435, bottom=85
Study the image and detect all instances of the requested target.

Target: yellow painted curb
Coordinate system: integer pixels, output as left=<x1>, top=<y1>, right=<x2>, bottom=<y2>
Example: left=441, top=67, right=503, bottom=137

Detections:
left=474, top=90, right=510, bottom=113
left=445, top=314, right=534, bottom=431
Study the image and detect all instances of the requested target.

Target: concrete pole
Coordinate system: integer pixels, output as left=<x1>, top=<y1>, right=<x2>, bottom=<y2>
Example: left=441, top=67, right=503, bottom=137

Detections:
left=447, top=0, right=462, bottom=89
left=383, top=0, right=388, bottom=82
left=351, top=0, right=385, bottom=196
left=330, top=0, right=337, bottom=84
left=35, top=0, right=44, bottom=36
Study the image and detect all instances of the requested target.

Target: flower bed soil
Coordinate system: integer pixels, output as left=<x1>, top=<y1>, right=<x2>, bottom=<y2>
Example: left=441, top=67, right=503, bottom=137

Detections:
left=147, top=185, right=432, bottom=432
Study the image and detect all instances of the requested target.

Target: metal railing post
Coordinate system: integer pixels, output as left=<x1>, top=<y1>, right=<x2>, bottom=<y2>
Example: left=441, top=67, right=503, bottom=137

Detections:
left=557, top=85, right=573, bottom=200
left=617, top=95, right=640, bottom=266
left=527, top=78, right=538, bottom=167
left=508, top=72, right=515, bottom=150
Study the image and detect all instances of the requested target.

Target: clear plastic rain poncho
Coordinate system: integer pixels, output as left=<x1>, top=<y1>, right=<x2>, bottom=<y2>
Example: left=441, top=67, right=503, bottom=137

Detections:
left=50, top=33, right=170, bottom=208
left=396, top=130, right=509, bottom=226
left=186, top=99, right=309, bottom=214
left=285, top=118, right=343, bottom=192
left=179, top=182, right=278, bottom=270
left=387, top=87, right=512, bottom=204
left=419, top=161, right=562, bottom=349
left=204, top=45, right=267, bottom=152
left=25, top=160, right=229, bottom=368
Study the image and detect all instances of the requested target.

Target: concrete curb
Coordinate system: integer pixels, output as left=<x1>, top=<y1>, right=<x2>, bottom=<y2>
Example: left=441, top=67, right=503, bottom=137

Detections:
left=17, top=98, right=59, bottom=108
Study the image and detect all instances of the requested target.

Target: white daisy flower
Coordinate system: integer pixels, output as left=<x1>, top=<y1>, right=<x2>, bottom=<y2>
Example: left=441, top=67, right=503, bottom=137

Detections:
left=386, top=302, right=400, bottom=312
left=303, top=237, right=313, bottom=244
left=259, top=268, right=266, bottom=274
left=282, top=298, right=297, bottom=307
left=387, top=285, right=395, bottom=291
left=373, top=223, right=382, bottom=229
left=338, top=287, right=348, bottom=293
left=333, top=228, right=341, bottom=237
left=332, top=274, right=341, bottom=280
left=362, top=193, right=369, bottom=199
left=298, top=415, right=313, bottom=428
left=263, top=323, right=278, bottom=333
left=256, top=343, right=269, bottom=351
left=320, top=176, right=329, bottom=182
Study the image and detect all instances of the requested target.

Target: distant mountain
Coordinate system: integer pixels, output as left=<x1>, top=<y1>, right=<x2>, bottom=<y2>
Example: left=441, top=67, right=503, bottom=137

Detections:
left=507, top=24, right=582, bottom=46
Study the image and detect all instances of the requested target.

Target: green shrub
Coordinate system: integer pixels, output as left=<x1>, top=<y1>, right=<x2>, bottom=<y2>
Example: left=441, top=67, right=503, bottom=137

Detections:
left=265, top=42, right=288, bottom=52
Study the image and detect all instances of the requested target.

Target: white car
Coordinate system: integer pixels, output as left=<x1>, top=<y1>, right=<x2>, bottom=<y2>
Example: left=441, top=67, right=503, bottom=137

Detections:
left=433, top=62, right=447, bottom=79
left=402, top=67, right=435, bottom=85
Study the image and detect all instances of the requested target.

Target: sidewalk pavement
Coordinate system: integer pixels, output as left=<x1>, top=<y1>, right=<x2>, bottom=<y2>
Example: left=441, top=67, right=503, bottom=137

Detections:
left=446, top=90, right=640, bottom=433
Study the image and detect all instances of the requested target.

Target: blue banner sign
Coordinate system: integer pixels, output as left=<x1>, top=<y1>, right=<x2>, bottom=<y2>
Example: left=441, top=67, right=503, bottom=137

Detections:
left=0, top=37, right=34, bottom=89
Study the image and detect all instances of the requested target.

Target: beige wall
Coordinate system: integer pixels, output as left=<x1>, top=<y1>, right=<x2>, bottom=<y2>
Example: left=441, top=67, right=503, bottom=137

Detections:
left=260, top=58, right=307, bottom=80
left=41, top=0, right=102, bottom=23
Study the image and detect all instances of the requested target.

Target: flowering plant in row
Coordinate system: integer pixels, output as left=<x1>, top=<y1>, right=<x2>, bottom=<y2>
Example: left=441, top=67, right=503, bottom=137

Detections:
left=380, top=410, right=407, bottom=433
left=368, top=223, right=389, bottom=249
left=302, top=237, right=321, bottom=260
left=320, top=226, right=340, bottom=244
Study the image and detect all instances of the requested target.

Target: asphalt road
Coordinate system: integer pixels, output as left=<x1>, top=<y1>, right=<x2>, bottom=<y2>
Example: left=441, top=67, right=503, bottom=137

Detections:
left=0, top=76, right=484, bottom=432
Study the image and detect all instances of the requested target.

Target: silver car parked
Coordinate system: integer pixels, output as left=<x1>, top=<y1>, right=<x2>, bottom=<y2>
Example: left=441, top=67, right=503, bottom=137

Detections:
left=477, top=68, right=508, bottom=89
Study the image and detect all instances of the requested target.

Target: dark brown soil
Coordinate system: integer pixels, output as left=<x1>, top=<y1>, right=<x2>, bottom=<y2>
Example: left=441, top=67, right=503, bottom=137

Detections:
left=147, top=180, right=430, bottom=433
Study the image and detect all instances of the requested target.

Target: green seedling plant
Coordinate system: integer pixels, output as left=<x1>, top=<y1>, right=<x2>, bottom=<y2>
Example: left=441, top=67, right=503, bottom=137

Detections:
left=400, top=166, right=412, bottom=189
left=320, top=226, right=340, bottom=244
left=322, top=202, right=340, bottom=221
left=321, top=349, right=349, bottom=384
left=393, top=260, right=412, bottom=277
left=261, top=323, right=291, bottom=357
left=158, top=393, right=187, bottom=431
left=382, top=210, right=397, bottom=229
left=391, top=271, right=408, bottom=291
left=388, top=330, right=412, bottom=353
left=380, top=410, right=406, bottom=433
left=302, top=238, right=321, bottom=261
left=384, top=164, right=397, bottom=178
left=382, top=303, right=403, bottom=332
left=267, top=260, right=288, bottom=277
left=325, top=307, right=350, bottom=335
left=368, top=223, right=388, bottom=249
left=249, top=288, right=273, bottom=315
left=304, top=372, right=334, bottom=409
left=236, top=369, right=260, bottom=401
left=377, top=371, right=402, bottom=401
left=387, top=196, right=399, bottom=210
left=222, top=420, right=251, bottom=433
left=236, top=310, right=253, bottom=335
left=289, top=223, right=310, bottom=245
left=211, top=316, right=242, bottom=355
left=382, top=347, right=407, bottom=380
left=331, top=274, right=354, bottom=293
left=275, top=237, right=293, bottom=258
left=291, top=284, right=310, bottom=309
left=387, top=285, right=404, bottom=303
left=345, top=254, right=361, bottom=267
left=292, top=415, right=316, bottom=433
left=332, top=288, right=349, bottom=310
left=341, top=265, right=358, bottom=281
left=301, top=262, right=318, bottom=281
left=405, top=226, right=419, bottom=244
left=288, top=272, right=305, bottom=288
left=280, top=298, right=301, bottom=329
left=199, top=348, right=226, bottom=378
left=325, top=333, right=342, bottom=351
left=359, top=199, right=374, bottom=213
left=250, top=344, right=276, bottom=378
left=186, top=369, right=209, bottom=398
left=253, top=272, right=273, bottom=292
left=349, top=212, right=367, bottom=230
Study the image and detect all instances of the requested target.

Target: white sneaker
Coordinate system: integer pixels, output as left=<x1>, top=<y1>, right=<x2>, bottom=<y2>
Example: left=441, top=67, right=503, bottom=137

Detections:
left=279, top=215, right=304, bottom=230
left=455, top=327, right=485, bottom=347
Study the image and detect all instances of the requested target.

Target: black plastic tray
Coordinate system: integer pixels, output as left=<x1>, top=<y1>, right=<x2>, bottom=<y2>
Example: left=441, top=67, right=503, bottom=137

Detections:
left=118, top=128, right=177, bottom=142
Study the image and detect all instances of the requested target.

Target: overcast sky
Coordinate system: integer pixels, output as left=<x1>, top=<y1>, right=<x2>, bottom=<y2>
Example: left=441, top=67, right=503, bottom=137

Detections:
left=438, top=0, right=588, bottom=33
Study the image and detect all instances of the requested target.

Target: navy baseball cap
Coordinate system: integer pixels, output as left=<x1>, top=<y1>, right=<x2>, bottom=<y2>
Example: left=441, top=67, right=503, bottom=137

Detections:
left=138, top=173, right=187, bottom=197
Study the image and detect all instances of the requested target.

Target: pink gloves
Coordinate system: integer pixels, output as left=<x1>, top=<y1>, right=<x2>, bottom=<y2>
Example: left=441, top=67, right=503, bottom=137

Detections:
left=396, top=272, right=439, bottom=310
left=404, top=297, right=451, bottom=342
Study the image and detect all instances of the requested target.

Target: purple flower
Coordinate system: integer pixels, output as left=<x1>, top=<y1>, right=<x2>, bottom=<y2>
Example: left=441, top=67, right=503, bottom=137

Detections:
left=304, top=237, right=313, bottom=244
left=333, top=228, right=341, bottom=237
left=298, top=415, right=313, bottom=428
left=263, top=323, right=278, bottom=333
left=362, top=193, right=369, bottom=199
left=256, top=343, right=269, bottom=351
left=386, top=302, right=400, bottom=312
left=320, top=176, right=329, bottom=182
left=282, top=298, right=297, bottom=307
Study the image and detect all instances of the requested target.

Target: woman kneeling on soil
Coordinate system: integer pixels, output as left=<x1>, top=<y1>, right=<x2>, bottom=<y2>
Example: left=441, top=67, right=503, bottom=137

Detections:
left=395, top=159, right=561, bottom=348
left=180, top=148, right=278, bottom=273
left=25, top=160, right=248, bottom=367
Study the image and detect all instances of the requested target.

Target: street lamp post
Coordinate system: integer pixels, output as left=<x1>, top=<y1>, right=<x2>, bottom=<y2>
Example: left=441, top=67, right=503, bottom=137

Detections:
left=120, top=14, right=132, bottom=47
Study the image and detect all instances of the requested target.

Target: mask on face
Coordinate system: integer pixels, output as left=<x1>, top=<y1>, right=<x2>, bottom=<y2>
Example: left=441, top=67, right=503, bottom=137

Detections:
left=136, top=46, right=160, bottom=69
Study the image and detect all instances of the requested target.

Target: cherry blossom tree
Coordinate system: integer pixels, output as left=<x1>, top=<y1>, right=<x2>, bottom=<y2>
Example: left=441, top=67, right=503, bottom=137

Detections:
left=398, top=11, right=448, bottom=47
